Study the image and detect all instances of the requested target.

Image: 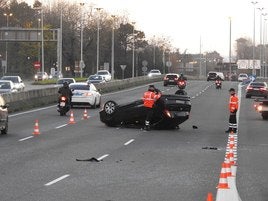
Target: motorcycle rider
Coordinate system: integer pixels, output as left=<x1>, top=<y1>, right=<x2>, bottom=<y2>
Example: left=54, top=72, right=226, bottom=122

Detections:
left=142, top=85, right=161, bottom=131
left=225, top=88, right=239, bottom=133
left=58, top=81, right=73, bottom=104
left=178, top=73, right=187, bottom=81
left=215, top=75, right=222, bottom=88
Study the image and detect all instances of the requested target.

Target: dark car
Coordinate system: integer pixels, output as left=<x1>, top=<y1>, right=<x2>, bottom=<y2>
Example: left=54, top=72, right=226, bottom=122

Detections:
left=0, top=95, right=9, bottom=134
left=254, top=99, right=268, bottom=119
left=207, top=71, right=224, bottom=81
left=100, top=94, right=191, bottom=129
left=245, top=82, right=268, bottom=99
left=163, top=73, right=179, bottom=86
left=87, top=75, right=106, bottom=84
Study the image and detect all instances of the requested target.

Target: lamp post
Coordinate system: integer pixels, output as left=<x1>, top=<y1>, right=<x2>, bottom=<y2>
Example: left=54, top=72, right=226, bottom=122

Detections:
left=229, top=17, right=232, bottom=79
left=258, top=7, right=264, bottom=77
left=95, top=8, right=103, bottom=72
left=153, top=35, right=156, bottom=67
left=111, top=15, right=116, bottom=80
left=131, top=21, right=136, bottom=78
left=3, top=12, right=13, bottom=74
left=80, top=2, right=85, bottom=78
left=264, top=18, right=267, bottom=78
left=252, top=1, right=258, bottom=76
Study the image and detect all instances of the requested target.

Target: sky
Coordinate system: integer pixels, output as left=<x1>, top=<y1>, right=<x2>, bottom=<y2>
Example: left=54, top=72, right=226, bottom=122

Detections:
left=27, top=0, right=268, bottom=57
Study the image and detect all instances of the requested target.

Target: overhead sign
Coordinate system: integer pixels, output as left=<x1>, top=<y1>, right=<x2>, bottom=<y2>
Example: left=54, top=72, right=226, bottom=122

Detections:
left=237, top=59, right=261, bottom=69
left=120, top=65, right=126, bottom=70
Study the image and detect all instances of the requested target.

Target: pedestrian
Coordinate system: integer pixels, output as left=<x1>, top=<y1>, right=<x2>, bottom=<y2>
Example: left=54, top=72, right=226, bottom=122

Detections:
left=142, top=85, right=161, bottom=131
left=226, top=88, right=239, bottom=133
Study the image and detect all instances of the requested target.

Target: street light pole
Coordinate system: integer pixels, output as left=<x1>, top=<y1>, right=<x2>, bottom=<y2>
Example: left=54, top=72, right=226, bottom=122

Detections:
left=153, top=35, right=156, bottom=67
left=131, top=21, right=136, bottom=78
left=258, top=7, right=264, bottom=77
left=96, top=8, right=102, bottom=72
left=3, top=12, right=13, bottom=74
left=252, top=1, right=258, bottom=76
left=111, top=15, right=116, bottom=80
left=41, top=7, right=45, bottom=80
left=229, top=17, right=232, bottom=78
left=264, top=18, right=267, bottom=78
left=80, top=2, right=85, bottom=78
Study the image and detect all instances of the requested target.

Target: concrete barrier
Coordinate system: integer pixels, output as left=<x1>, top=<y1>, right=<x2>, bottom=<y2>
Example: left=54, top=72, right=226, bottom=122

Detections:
left=2, top=75, right=164, bottom=113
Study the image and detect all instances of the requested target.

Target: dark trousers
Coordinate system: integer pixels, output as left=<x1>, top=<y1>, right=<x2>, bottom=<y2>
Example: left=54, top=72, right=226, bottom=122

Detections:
left=228, top=113, right=237, bottom=133
left=145, top=107, right=154, bottom=125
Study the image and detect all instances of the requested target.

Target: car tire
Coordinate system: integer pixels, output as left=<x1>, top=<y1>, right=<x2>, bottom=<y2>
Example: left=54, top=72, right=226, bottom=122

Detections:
left=1, top=118, right=8, bottom=135
left=245, top=95, right=251, bottom=98
left=262, top=113, right=268, bottom=120
left=104, top=100, right=117, bottom=116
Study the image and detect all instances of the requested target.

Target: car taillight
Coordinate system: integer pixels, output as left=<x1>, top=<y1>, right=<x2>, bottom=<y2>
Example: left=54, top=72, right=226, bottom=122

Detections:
left=164, top=109, right=172, bottom=118
left=246, top=86, right=253, bottom=90
left=174, top=78, right=178, bottom=80
left=260, top=87, right=267, bottom=91
left=257, top=105, right=263, bottom=112
left=85, top=92, right=93, bottom=96
left=61, top=96, right=66, bottom=101
left=164, top=77, right=168, bottom=80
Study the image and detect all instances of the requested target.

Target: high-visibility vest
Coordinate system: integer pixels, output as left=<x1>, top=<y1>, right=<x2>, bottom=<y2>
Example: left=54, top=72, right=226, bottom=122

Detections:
left=143, top=91, right=161, bottom=108
left=229, top=95, right=239, bottom=112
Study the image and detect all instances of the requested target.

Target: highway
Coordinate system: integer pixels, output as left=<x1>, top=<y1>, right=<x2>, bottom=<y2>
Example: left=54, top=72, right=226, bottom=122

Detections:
left=1, top=80, right=267, bottom=201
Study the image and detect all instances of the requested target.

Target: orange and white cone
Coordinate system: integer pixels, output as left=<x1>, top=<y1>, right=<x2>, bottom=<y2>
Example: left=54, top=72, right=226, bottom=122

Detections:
left=206, top=192, right=213, bottom=201
left=82, top=108, right=89, bottom=120
left=216, top=162, right=229, bottom=189
left=69, top=110, right=76, bottom=124
left=32, top=119, right=40, bottom=135
left=224, top=159, right=233, bottom=177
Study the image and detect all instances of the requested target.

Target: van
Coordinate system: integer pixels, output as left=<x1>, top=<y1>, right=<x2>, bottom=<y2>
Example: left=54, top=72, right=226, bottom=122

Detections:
left=207, top=71, right=224, bottom=81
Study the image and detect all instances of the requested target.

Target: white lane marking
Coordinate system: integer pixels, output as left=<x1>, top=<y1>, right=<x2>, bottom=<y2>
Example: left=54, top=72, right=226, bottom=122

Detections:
left=55, top=124, right=68, bottom=129
left=191, top=96, right=195, bottom=99
left=97, top=154, right=109, bottom=161
left=19, top=136, right=34, bottom=142
left=10, top=105, right=56, bottom=117
left=124, top=139, right=135, bottom=146
left=45, top=174, right=70, bottom=186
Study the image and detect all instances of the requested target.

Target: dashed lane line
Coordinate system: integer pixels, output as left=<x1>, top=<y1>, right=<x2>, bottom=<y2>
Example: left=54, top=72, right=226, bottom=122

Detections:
left=97, top=154, right=109, bottom=161
left=45, top=174, right=70, bottom=186
left=19, top=136, right=34, bottom=142
left=124, top=139, right=135, bottom=146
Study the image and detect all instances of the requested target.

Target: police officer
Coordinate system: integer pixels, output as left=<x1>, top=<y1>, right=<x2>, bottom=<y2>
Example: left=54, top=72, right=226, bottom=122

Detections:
left=142, top=85, right=161, bottom=131
left=226, top=88, right=239, bottom=133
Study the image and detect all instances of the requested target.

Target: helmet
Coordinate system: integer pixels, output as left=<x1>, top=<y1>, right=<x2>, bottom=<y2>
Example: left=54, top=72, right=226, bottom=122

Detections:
left=63, top=81, right=69, bottom=87
left=180, top=73, right=184, bottom=77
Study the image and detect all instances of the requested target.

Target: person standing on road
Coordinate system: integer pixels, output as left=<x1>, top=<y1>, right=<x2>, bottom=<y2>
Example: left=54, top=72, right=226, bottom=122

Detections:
left=142, top=85, right=161, bottom=131
left=226, top=88, right=239, bottom=133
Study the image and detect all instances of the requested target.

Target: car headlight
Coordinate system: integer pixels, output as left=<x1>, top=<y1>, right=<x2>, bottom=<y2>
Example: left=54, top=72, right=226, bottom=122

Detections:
left=34, top=75, right=38, bottom=79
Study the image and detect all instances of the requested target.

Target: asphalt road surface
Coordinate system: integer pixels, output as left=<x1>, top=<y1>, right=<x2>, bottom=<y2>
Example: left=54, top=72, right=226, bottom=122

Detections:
left=1, top=80, right=267, bottom=201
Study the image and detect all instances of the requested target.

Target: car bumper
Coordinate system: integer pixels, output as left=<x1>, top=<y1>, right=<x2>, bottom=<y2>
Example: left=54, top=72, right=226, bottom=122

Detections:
left=71, top=96, right=95, bottom=105
left=246, top=90, right=268, bottom=97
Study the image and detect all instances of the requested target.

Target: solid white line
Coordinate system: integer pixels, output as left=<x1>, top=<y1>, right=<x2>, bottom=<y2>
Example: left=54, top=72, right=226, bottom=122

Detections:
left=45, top=174, right=70, bottom=186
left=124, top=139, right=135, bottom=146
left=97, top=154, right=109, bottom=161
left=10, top=105, right=56, bottom=117
left=19, top=136, right=34, bottom=142
left=55, top=124, right=68, bottom=129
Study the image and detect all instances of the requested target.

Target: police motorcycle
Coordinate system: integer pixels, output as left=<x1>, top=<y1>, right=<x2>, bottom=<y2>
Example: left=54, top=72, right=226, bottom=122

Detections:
left=175, top=79, right=187, bottom=95
left=57, top=96, right=71, bottom=116
left=215, top=80, right=222, bottom=89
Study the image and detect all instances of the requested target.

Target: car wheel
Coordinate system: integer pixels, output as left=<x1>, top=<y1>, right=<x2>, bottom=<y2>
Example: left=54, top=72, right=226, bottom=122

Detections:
left=104, top=100, right=117, bottom=115
left=91, top=98, right=97, bottom=109
left=1, top=119, right=8, bottom=135
left=245, top=95, right=250, bottom=98
left=262, top=113, right=268, bottom=120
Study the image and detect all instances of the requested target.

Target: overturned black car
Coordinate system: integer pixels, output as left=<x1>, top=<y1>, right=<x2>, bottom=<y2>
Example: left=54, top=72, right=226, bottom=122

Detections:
left=99, top=94, right=191, bottom=129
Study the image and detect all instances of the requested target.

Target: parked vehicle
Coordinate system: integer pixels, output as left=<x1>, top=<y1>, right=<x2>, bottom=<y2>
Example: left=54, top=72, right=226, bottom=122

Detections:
left=100, top=94, right=191, bottom=129
left=0, top=95, right=9, bottom=134
left=245, top=82, right=268, bottom=99
left=1, top=76, right=25, bottom=91
left=69, top=82, right=101, bottom=108
left=254, top=99, right=268, bottom=120
left=0, top=80, right=17, bottom=94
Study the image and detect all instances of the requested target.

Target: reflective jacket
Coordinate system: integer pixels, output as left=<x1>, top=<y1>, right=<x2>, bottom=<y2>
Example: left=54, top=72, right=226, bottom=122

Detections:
left=229, top=95, right=239, bottom=113
left=143, top=91, right=161, bottom=108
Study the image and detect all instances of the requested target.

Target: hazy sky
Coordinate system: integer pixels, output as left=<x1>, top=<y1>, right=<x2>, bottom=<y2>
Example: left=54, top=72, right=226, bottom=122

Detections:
left=96, top=0, right=268, bottom=57
left=28, top=0, right=268, bottom=57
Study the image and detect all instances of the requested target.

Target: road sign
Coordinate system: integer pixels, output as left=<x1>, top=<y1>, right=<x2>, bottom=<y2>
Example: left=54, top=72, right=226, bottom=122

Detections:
left=120, top=65, right=126, bottom=70
left=79, top=60, right=85, bottom=69
left=34, top=61, right=41, bottom=69
left=166, top=61, right=172, bottom=67
left=142, top=60, right=148, bottom=67
left=142, top=66, right=147, bottom=72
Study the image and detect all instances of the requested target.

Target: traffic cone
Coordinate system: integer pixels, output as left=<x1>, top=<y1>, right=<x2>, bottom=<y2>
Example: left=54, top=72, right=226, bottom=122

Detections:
left=228, top=136, right=235, bottom=149
left=224, top=159, right=233, bottom=177
left=227, top=148, right=235, bottom=166
left=69, top=110, right=76, bottom=124
left=82, top=108, right=89, bottom=120
left=216, top=163, right=229, bottom=189
left=32, top=119, right=40, bottom=135
left=206, top=192, right=213, bottom=201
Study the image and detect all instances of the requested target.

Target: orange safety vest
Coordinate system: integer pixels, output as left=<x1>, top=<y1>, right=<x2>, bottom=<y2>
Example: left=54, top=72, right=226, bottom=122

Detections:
left=229, top=95, right=239, bottom=113
left=143, top=91, right=161, bottom=108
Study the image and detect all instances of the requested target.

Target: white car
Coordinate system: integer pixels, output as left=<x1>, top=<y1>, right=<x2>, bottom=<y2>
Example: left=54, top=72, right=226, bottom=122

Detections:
left=96, top=70, right=112, bottom=81
left=0, top=80, right=17, bottom=94
left=69, top=82, right=101, bottom=108
left=148, top=69, right=161, bottom=77
left=238, top=73, right=248, bottom=82
left=1, top=76, right=25, bottom=91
